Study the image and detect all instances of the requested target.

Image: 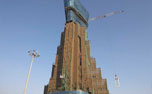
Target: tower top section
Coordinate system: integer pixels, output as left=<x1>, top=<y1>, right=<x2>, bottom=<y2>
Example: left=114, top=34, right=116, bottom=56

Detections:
left=64, top=0, right=89, bottom=28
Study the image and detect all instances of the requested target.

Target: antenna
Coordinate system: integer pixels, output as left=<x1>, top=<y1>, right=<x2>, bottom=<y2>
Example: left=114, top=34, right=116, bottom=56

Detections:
left=89, top=10, right=124, bottom=22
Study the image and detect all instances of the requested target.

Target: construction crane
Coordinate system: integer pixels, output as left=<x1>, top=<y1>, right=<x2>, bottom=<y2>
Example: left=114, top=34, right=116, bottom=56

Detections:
left=89, top=10, right=124, bottom=22
left=89, top=10, right=124, bottom=88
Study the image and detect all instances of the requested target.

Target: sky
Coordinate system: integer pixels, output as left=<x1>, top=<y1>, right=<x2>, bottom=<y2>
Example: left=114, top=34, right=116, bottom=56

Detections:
left=0, top=0, right=152, bottom=94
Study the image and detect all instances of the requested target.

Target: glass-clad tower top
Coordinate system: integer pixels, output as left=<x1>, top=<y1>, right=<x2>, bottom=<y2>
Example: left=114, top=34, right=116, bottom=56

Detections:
left=64, top=0, right=89, bottom=28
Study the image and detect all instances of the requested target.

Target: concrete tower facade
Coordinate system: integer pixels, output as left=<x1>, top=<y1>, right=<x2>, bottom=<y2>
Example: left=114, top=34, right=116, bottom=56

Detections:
left=44, top=0, right=109, bottom=94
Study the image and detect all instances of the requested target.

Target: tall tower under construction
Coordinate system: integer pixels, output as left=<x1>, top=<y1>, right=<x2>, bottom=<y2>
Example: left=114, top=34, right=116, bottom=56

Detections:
left=44, top=0, right=109, bottom=94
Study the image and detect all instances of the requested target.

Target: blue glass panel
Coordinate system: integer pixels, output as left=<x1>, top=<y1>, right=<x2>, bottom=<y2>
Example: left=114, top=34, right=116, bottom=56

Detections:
left=66, top=10, right=87, bottom=27
left=64, top=0, right=89, bottom=27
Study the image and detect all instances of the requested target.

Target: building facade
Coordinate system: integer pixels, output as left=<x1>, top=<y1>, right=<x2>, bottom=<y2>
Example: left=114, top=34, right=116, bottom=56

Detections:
left=44, top=0, right=109, bottom=94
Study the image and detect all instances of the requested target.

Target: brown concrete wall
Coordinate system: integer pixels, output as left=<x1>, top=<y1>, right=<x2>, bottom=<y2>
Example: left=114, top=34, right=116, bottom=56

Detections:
left=45, top=22, right=109, bottom=94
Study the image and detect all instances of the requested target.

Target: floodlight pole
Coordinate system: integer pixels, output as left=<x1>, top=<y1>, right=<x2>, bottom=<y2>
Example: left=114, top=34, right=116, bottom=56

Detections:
left=24, top=56, right=34, bottom=94
left=24, top=50, right=40, bottom=94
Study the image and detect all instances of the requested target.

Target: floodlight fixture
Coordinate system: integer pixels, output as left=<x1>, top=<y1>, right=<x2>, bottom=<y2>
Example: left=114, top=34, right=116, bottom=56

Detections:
left=28, top=49, right=40, bottom=57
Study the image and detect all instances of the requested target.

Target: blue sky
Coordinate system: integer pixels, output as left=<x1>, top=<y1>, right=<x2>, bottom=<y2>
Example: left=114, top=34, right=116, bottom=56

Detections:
left=0, top=0, right=152, bottom=94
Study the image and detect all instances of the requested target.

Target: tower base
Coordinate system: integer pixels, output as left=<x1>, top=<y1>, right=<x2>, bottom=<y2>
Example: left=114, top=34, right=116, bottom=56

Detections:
left=48, top=90, right=88, bottom=94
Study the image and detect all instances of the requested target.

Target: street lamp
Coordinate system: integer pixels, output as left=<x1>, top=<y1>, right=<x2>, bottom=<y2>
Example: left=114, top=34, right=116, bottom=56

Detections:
left=24, top=49, right=40, bottom=94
